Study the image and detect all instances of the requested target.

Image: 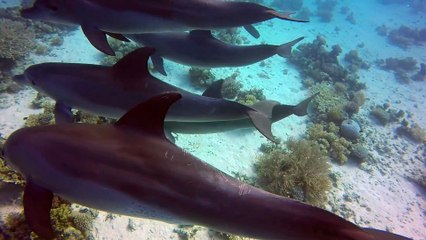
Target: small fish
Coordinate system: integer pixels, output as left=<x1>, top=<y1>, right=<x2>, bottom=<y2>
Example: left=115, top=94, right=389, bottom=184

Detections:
left=20, top=0, right=307, bottom=55
left=13, top=48, right=275, bottom=142
left=2, top=92, right=412, bottom=240
left=127, top=30, right=304, bottom=76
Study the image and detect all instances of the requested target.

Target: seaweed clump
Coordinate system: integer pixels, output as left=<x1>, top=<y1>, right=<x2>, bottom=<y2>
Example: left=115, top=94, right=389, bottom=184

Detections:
left=255, top=139, right=331, bottom=207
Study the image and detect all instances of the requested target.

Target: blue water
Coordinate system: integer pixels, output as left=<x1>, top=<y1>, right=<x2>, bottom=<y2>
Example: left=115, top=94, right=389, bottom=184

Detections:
left=0, top=0, right=425, bottom=239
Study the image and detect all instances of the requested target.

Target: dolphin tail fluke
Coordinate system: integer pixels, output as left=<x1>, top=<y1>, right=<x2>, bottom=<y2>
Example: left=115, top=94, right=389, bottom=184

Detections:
left=362, top=228, right=412, bottom=240
left=247, top=110, right=276, bottom=143
left=276, top=37, right=304, bottom=58
left=267, top=10, right=309, bottom=22
left=24, top=180, right=55, bottom=240
left=292, top=92, right=319, bottom=116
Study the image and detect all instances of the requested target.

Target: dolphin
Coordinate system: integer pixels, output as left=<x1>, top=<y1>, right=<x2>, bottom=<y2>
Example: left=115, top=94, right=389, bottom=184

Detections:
left=126, top=30, right=304, bottom=76
left=2, top=92, right=412, bottom=240
left=20, top=0, right=307, bottom=55
left=13, top=47, right=275, bottom=142
left=165, top=93, right=318, bottom=136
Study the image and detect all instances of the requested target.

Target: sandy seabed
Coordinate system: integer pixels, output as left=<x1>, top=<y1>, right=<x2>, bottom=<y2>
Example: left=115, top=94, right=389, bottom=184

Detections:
left=0, top=0, right=425, bottom=239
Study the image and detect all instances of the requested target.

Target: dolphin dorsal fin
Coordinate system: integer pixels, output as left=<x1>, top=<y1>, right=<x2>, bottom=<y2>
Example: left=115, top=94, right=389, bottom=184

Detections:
left=113, top=47, right=155, bottom=79
left=189, top=30, right=214, bottom=40
left=202, top=79, right=224, bottom=98
left=115, top=92, right=182, bottom=137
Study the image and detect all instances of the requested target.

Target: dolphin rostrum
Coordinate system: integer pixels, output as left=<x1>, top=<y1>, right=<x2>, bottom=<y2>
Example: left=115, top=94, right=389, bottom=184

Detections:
left=20, top=0, right=307, bottom=55
left=3, top=92, right=412, bottom=240
left=127, top=30, right=304, bottom=76
left=13, top=48, right=275, bottom=141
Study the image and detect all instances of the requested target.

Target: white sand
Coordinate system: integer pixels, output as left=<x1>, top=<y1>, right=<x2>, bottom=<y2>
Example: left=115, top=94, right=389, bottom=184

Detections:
left=0, top=0, right=425, bottom=239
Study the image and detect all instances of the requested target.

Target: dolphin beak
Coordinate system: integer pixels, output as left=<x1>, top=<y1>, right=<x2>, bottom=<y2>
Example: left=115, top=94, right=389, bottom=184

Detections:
left=13, top=74, right=28, bottom=86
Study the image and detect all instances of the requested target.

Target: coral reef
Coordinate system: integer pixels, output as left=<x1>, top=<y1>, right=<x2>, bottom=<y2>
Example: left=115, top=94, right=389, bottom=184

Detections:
left=236, top=88, right=266, bottom=105
left=340, top=119, right=362, bottom=141
left=255, top=138, right=331, bottom=207
left=369, top=104, right=405, bottom=126
left=308, top=82, right=348, bottom=121
left=290, top=35, right=365, bottom=92
left=0, top=18, right=35, bottom=62
left=173, top=225, right=200, bottom=240
left=344, top=50, right=370, bottom=72
left=396, top=123, right=426, bottom=143
left=24, top=103, right=55, bottom=127
left=307, top=123, right=352, bottom=164
left=377, top=57, right=420, bottom=84
left=221, top=73, right=243, bottom=99
left=385, top=25, right=426, bottom=49
left=350, top=144, right=370, bottom=164
left=315, top=0, right=337, bottom=22
left=212, top=28, right=246, bottom=45
left=188, top=67, right=216, bottom=88
left=100, top=38, right=139, bottom=66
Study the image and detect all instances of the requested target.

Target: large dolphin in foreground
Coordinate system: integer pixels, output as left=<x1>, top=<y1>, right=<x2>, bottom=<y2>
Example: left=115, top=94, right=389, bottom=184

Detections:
left=13, top=48, right=275, bottom=141
left=2, top=92, right=411, bottom=240
left=127, top=30, right=304, bottom=75
left=21, top=0, right=307, bottom=55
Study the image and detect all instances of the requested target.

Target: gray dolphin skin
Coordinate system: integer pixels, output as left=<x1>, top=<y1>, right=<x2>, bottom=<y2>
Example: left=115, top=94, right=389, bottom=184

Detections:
left=127, top=30, right=304, bottom=76
left=13, top=47, right=275, bottom=142
left=2, top=93, right=412, bottom=240
left=20, top=0, right=307, bottom=55
left=165, top=93, right=318, bottom=135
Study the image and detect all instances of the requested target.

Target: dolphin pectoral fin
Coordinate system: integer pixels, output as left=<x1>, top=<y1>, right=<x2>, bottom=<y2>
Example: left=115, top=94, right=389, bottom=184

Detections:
left=115, top=92, right=182, bottom=138
left=243, top=25, right=260, bottom=38
left=202, top=79, right=224, bottom=99
left=105, top=32, right=130, bottom=42
left=276, top=36, right=304, bottom=58
left=361, top=228, right=412, bottom=240
left=151, top=53, right=167, bottom=76
left=24, top=180, right=54, bottom=240
left=54, top=102, right=74, bottom=124
left=81, top=25, right=115, bottom=56
left=292, top=92, right=319, bottom=116
left=247, top=110, right=276, bottom=143
left=267, top=10, right=309, bottom=22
